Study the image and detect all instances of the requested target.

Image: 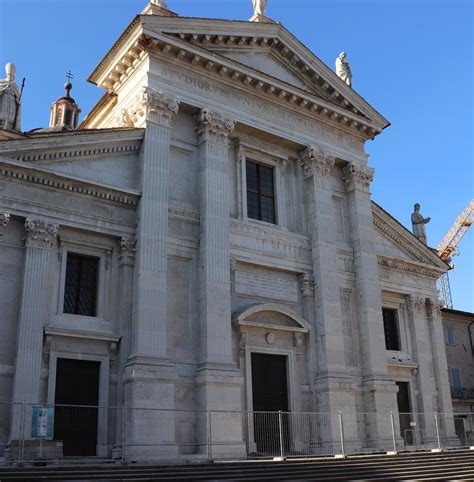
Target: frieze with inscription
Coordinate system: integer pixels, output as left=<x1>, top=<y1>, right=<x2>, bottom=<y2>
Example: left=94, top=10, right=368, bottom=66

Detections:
left=152, top=64, right=365, bottom=154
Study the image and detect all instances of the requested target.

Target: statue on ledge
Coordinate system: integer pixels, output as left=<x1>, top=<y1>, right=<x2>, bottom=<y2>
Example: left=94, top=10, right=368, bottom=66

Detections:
left=0, top=63, right=22, bottom=131
left=252, top=0, right=268, bottom=17
left=411, top=203, right=431, bottom=245
left=336, top=52, right=352, bottom=87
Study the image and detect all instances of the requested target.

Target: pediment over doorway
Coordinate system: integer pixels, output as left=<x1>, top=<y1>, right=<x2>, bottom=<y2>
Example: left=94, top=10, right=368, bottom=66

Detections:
left=232, top=303, right=310, bottom=333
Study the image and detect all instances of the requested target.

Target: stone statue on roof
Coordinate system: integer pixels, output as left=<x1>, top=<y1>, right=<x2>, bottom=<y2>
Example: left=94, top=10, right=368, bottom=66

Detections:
left=411, top=203, right=431, bottom=245
left=335, top=52, right=352, bottom=87
left=252, top=0, right=268, bottom=17
left=0, top=63, right=21, bottom=131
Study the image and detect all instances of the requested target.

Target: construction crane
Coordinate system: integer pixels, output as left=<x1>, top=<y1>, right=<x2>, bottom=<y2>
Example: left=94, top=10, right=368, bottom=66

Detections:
left=437, top=200, right=474, bottom=308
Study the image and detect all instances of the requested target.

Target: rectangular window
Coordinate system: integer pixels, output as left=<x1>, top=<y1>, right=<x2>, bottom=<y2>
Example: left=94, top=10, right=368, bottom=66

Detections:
left=451, top=368, right=462, bottom=389
left=63, top=253, right=99, bottom=317
left=445, top=325, right=455, bottom=345
left=246, top=161, right=276, bottom=224
left=382, top=308, right=401, bottom=351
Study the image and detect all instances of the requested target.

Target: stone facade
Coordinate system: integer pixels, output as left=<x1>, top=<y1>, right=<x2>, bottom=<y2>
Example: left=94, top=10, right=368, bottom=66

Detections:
left=0, top=5, right=456, bottom=460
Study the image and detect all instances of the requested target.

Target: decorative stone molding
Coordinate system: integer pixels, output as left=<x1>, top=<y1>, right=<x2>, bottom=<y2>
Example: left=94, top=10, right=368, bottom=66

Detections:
left=407, top=294, right=425, bottom=313
left=0, top=211, right=10, bottom=227
left=230, top=255, right=237, bottom=271
left=426, top=298, right=442, bottom=318
left=195, top=108, right=235, bottom=144
left=299, top=145, right=335, bottom=179
left=378, top=257, right=440, bottom=279
left=374, top=219, right=430, bottom=264
left=0, top=160, right=140, bottom=207
left=141, top=86, right=179, bottom=126
left=119, top=236, right=136, bottom=266
left=299, top=272, right=315, bottom=297
left=239, top=332, right=247, bottom=358
left=24, top=218, right=59, bottom=249
left=123, top=86, right=179, bottom=127
left=115, top=108, right=135, bottom=128
left=342, top=162, right=374, bottom=192
left=168, top=205, right=200, bottom=223
left=8, top=142, right=141, bottom=163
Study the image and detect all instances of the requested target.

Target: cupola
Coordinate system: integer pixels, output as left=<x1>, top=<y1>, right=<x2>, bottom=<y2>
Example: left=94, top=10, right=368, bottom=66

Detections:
left=49, top=72, right=81, bottom=130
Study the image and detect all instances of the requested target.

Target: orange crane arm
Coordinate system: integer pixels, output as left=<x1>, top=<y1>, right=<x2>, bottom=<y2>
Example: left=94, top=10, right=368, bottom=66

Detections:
left=437, top=200, right=474, bottom=261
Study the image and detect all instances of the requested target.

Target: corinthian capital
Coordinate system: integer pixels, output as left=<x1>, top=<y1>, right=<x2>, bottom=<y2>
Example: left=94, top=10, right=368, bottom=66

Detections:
left=299, top=145, right=335, bottom=179
left=25, top=219, right=59, bottom=249
left=426, top=298, right=441, bottom=318
left=195, top=108, right=235, bottom=144
left=127, top=86, right=179, bottom=127
left=119, top=236, right=136, bottom=266
left=0, top=211, right=10, bottom=227
left=342, top=162, right=374, bottom=192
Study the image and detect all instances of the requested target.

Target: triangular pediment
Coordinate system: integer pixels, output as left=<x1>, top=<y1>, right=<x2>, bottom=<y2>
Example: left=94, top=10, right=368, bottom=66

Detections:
left=372, top=201, right=449, bottom=271
left=212, top=50, right=315, bottom=93
left=87, top=15, right=389, bottom=135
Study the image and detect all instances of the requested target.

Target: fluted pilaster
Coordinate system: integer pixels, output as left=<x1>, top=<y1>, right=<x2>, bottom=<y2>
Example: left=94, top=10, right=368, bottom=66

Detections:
left=196, top=108, right=235, bottom=365
left=131, top=88, right=179, bottom=360
left=11, top=219, right=58, bottom=439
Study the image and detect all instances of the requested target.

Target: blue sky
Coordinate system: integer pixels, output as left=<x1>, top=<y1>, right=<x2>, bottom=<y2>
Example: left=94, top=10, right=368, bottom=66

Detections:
left=1, top=0, right=473, bottom=310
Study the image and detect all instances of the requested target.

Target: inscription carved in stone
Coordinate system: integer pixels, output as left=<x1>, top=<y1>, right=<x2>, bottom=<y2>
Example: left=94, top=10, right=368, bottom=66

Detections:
left=234, top=268, right=299, bottom=303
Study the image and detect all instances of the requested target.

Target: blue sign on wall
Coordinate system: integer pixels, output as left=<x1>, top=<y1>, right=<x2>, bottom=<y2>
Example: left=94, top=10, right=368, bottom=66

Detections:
left=31, top=407, right=54, bottom=438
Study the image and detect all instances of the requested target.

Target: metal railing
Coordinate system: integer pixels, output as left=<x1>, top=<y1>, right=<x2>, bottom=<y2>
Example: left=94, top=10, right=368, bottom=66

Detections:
left=0, top=404, right=472, bottom=465
left=451, top=387, right=474, bottom=400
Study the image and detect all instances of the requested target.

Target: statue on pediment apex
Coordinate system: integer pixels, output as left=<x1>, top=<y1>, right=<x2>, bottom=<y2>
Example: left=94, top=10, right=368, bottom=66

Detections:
left=252, top=0, right=267, bottom=17
left=411, top=203, right=431, bottom=245
left=336, top=52, right=352, bottom=87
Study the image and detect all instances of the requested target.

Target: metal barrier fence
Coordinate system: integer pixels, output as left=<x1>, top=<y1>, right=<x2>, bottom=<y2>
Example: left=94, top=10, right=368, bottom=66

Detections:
left=0, top=404, right=472, bottom=465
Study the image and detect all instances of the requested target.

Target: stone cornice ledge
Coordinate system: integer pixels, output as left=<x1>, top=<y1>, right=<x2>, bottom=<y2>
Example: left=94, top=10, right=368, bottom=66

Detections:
left=230, top=218, right=310, bottom=248
left=377, top=255, right=443, bottom=279
left=0, top=157, right=140, bottom=207
left=44, top=326, right=121, bottom=343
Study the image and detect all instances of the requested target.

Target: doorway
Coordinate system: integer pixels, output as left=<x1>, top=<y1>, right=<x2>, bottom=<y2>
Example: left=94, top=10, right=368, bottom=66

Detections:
left=396, top=381, right=413, bottom=444
left=54, top=358, right=100, bottom=456
left=251, top=353, right=289, bottom=453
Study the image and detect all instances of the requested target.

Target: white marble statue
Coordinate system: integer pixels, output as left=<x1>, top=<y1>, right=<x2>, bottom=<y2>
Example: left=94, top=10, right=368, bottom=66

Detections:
left=0, top=63, right=21, bottom=130
left=252, top=0, right=268, bottom=16
left=411, top=203, right=431, bottom=245
left=335, top=52, right=352, bottom=87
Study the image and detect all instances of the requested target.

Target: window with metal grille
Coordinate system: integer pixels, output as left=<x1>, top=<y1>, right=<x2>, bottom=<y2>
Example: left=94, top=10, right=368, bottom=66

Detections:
left=63, top=253, right=99, bottom=317
left=382, top=308, right=401, bottom=351
left=246, top=161, right=276, bottom=224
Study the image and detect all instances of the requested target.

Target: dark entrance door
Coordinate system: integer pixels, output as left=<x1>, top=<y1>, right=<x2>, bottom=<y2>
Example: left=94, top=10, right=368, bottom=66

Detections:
left=54, top=358, right=100, bottom=456
left=251, top=353, right=289, bottom=454
left=396, top=381, right=413, bottom=444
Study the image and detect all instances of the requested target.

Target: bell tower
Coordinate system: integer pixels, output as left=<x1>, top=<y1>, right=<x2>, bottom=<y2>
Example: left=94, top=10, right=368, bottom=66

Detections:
left=49, top=71, right=81, bottom=130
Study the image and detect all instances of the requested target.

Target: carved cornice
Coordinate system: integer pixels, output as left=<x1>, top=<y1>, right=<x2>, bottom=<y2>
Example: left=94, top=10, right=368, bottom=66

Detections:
left=0, top=211, right=10, bottom=227
left=374, top=218, right=430, bottom=264
left=299, top=272, right=315, bottom=297
left=378, top=257, right=439, bottom=279
left=0, top=160, right=140, bottom=207
left=7, top=142, right=141, bottom=163
left=195, top=108, right=235, bottom=144
left=299, top=145, right=335, bottom=180
left=25, top=218, right=59, bottom=249
left=119, top=236, right=136, bottom=266
left=342, top=162, right=374, bottom=192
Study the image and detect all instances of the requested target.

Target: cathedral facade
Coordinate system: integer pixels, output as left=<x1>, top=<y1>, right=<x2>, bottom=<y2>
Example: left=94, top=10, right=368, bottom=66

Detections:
left=0, top=1, right=456, bottom=461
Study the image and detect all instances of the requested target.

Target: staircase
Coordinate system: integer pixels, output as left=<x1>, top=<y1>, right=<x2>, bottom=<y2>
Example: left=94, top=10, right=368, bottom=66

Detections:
left=1, top=449, right=474, bottom=480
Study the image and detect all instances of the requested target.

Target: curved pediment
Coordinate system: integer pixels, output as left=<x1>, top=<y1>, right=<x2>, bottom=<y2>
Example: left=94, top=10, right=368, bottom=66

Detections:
left=233, top=303, right=310, bottom=333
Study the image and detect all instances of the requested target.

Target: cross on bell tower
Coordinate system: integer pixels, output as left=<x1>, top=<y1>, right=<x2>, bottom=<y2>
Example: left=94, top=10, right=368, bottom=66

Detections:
left=48, top=70, right=81, bottom=130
